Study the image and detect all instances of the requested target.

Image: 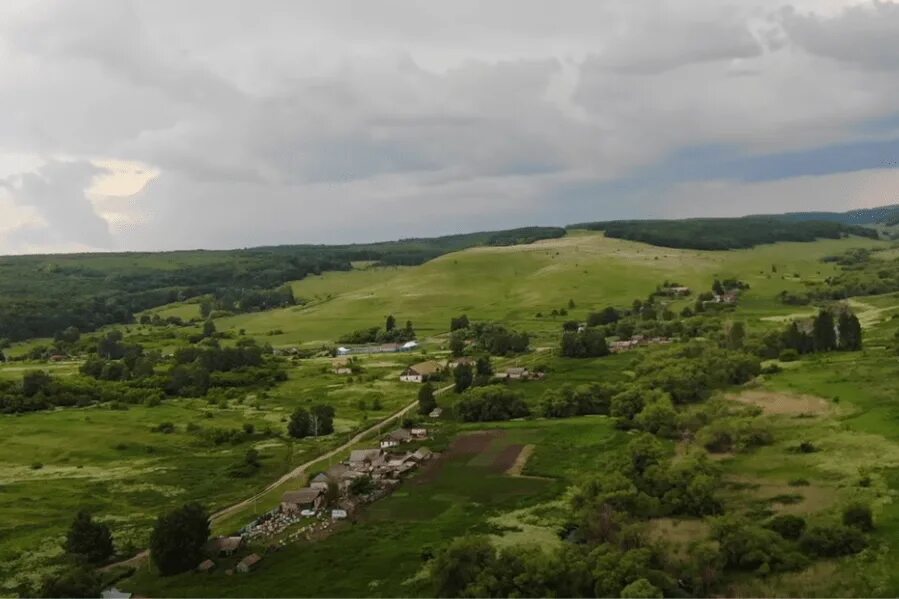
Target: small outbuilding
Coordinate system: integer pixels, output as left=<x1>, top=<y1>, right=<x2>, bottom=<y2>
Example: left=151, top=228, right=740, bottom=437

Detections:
left=309, top=472, right=330, bottom=491
left=281, top=487, right=325, bottom=512
left=237, top=553, right=262, bottom=573
left=204, top=536, right=245, bottom=557
left=196, top=559, right=216, bottom=574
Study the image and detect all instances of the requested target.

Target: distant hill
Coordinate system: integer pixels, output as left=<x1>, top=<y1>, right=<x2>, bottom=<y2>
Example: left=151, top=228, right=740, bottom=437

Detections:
left=756, top=204, right=899, bottom=226
left=0, top=226, right=565, bottom=342
left=568, top=217, right=879, bottom=251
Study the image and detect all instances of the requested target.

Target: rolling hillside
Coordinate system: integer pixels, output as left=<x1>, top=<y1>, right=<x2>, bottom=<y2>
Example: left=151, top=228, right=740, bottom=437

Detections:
left=213, top=231, right=885, bottom=346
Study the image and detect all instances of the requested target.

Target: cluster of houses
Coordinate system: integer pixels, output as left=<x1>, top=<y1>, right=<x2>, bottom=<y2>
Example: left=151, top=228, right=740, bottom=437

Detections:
left=277, top=427, right=434, bottom=520
left=400, top=360, right=544, bottom=383
left=336, top=341, right=418, bottom=356
left=203, top=428, right=436, bottom=575
left=658, top=285, right=692, bottom=297
left=609, top=335, right=673, bottom=353
left=710, top=291, right=740, bottom=305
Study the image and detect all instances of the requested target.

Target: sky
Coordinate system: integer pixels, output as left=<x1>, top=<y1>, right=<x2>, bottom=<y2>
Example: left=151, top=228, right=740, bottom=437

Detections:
left=0, top=0, right=898, bottom=254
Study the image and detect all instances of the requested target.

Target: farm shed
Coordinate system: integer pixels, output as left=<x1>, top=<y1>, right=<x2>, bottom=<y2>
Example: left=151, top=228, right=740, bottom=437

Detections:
left=281, top=487, right=324, bottom=512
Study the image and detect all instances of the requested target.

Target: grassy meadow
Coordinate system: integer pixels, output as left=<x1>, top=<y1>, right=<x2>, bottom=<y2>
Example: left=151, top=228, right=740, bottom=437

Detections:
left=210, top=232, right=883, bottom=347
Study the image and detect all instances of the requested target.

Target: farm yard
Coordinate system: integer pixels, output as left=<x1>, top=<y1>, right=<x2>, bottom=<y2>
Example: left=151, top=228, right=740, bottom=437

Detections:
left=3, top=229, right=899, bottom=597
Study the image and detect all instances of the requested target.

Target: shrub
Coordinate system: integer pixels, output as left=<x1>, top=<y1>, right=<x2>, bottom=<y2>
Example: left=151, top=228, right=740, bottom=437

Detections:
left=765, top=514, right=806, bottom=540
left=779, top=349, right=800, bottom=362
left=799, top=524, right=868, bottom=557
left=842, top=503, right=874, bottom=532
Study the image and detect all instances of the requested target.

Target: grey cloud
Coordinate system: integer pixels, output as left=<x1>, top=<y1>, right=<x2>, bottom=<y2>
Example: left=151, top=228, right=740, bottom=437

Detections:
left=4, top=161, right=115, bottom=249
left=782, top=2, right=899, bottom=70
left=0, top=0, right=897, bottom=253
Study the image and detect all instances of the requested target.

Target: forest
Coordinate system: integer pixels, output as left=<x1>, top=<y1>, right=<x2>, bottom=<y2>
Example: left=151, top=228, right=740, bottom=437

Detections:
left=569, top=217, right=878, bottom=250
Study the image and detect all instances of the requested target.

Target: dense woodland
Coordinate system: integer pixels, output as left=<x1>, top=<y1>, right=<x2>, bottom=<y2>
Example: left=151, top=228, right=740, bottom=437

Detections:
left=570, top=217, right=878, bottom=250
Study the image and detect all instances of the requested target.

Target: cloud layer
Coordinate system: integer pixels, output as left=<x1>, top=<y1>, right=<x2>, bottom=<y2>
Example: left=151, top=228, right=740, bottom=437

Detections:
left=0, top=0, right=897, bottom=253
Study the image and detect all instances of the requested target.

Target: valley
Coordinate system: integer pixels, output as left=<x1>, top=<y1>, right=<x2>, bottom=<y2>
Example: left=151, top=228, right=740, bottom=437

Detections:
left=2, top=228, right=899, bottom=597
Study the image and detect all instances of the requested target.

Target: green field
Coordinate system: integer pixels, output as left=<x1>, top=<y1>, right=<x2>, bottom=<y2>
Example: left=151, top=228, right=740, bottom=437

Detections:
left=4, top=229, right=899, bottom=597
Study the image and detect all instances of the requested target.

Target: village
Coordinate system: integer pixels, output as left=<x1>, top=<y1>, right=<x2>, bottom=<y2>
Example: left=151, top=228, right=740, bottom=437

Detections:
left=197, top=423, right=436, bottom=576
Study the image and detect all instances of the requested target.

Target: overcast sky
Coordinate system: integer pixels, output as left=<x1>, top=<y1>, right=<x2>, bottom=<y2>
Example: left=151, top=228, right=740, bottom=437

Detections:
left=0, top=0, right=897, bottom=254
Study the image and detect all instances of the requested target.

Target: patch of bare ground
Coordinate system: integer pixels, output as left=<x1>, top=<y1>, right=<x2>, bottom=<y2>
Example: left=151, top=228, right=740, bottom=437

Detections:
left=728, top=476, right=836, bottom=515
left=728, top=390, right=831, bottom=416
left=413, top=431, right=504, bottom=485
left=504, top=444, right=535, bottom=476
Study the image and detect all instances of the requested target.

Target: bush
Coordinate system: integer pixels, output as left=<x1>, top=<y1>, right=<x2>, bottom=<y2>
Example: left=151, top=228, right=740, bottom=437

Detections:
left=799, top=524, right=868, bottom=558
left=765, top=514, right=806, bottom=540
left=842, top=503, right=874, bottom=532
left=778, top=349, right=800, bottom=362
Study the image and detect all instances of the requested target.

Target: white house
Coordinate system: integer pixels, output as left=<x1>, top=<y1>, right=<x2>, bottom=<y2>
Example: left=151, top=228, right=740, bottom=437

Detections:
left=380, top=428, right=413, bottom=449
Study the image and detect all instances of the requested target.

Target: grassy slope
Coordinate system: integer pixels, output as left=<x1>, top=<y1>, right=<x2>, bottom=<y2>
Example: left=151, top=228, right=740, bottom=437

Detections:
left=216, top=232, right=883, bottom=346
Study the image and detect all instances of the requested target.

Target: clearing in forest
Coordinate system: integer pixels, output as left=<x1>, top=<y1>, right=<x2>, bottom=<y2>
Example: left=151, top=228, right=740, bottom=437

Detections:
left=728, top=390, right=832, bottom=416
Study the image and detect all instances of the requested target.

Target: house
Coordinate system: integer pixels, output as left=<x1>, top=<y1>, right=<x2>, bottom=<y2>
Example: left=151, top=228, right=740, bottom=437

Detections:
left=401, top=341, right=419, bottom=351
left=309, top=472, right=330, bottom=491
left=196, top=559, right=216, bottom=574
left=410, top=426, right=428, bottom=439
left=429, top=407, right=443, bottom=418
left=349, top=448, right=383, bottom=469
left=400, top=360, right=443, bottom=383
left=660, top=286, right=691, bottom=297
left=325, top=463, right=360, bottom=490
left=204, top=536, right=244, bottom=557
left=380, top=428, right=412, bottom=449
left=504, top=367, right=530, bottom=380
left=281, top=487, right=324, bottom=512
left=237, top=553, right=262, bottom=573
